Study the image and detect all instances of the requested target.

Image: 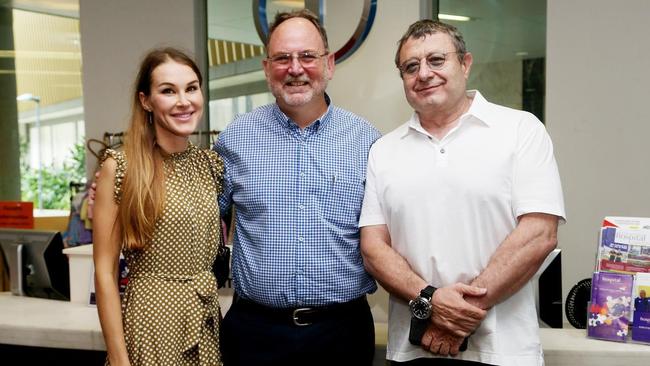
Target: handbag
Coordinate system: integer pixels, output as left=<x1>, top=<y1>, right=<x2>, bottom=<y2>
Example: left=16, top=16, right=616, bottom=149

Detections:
left=202, top=149, right=231, bottom=289
left=213, top=234, right=230, bottom=289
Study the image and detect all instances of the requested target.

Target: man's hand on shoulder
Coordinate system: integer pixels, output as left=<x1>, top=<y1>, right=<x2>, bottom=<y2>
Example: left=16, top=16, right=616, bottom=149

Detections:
left=430, top=283, right=487, bottom=337
left=88, top=170, right=101, bottom=206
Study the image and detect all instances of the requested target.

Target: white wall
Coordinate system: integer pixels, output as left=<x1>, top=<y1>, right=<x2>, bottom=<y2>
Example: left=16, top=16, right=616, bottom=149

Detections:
left=547, top=0, right=650, bottom=323
left=79, top=0, right=206, bottom=176
left=327, top=0, right=417, bottom=134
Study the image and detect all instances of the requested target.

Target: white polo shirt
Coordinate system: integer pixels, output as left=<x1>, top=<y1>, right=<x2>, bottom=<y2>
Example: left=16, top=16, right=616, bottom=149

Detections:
left=359, top=91, right=566, bottom=365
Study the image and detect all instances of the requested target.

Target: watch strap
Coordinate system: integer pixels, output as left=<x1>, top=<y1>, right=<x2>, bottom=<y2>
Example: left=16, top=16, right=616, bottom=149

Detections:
left=408, top=317, right=428, bottom=345
left=409, top=319, right=472, bottom=352
left=421, top=285, right=436, bottom=300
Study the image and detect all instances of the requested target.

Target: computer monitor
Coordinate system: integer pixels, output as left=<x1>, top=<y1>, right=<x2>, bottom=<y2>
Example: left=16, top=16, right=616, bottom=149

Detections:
left=0, top=228, right=70, bottom=301
left=533, top=248, right=563, bottom=328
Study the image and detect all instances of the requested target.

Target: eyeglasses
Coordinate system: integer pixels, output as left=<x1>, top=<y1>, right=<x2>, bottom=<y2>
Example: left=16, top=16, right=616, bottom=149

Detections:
left=398, top=51, right=459, bottom=77
left=267, top=51, right=329, bottom=68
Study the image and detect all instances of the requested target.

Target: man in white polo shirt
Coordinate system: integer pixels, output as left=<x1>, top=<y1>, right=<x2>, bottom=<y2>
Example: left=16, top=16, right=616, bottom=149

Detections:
left=359, top=19, right=565, bottom=366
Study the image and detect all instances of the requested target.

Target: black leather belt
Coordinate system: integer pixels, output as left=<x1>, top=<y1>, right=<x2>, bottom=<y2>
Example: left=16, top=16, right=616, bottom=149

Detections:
left=234, top=295, right=368, bottom=326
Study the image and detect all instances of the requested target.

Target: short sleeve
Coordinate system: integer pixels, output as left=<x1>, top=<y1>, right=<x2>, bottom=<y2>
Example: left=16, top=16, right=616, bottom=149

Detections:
left=512, top=116, right=566, bottom=223
left=100, top=149, right=127, bottom=204
left=358, top=144, right=386, bottom=227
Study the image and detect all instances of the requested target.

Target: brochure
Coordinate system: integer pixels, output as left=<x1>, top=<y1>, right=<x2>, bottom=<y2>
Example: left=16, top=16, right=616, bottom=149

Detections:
left=587, top=271, right=634, bottom=342
left=632, top=272, right=650, bottom=343
left=597, top=217, right=650, bottom=274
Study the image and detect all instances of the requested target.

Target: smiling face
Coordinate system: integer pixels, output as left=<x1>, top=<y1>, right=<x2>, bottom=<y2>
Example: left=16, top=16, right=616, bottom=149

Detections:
left=263, top=17, right=334, bottom=111
left=139, top=60, right=203, bottom=148
left=399, top=32, right=472, bottom=116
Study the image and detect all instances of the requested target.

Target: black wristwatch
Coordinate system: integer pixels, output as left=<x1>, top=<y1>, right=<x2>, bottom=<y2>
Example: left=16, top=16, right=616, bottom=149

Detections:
left=408, top=285, right=437, bottom=345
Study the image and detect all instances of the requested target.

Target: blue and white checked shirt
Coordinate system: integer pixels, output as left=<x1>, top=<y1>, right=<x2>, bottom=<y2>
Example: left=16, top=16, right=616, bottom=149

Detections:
left=214, top=95, right=381, bottom=308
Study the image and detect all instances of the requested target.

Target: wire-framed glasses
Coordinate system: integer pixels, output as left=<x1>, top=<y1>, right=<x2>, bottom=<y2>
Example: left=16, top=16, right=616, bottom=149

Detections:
left=398, top=51, right=459, bottom=77
left=267, top=51, right=329, bottom=68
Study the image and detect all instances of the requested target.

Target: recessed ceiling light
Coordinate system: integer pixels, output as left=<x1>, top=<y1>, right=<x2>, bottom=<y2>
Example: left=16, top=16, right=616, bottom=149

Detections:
left=438, top=13, right=471, bottom=22
left=515, top=51, right=529, bottom=57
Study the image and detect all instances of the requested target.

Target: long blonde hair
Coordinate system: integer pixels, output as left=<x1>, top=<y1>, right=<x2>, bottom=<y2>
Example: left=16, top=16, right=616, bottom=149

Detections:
left=119, top=47, right=203, bottom=250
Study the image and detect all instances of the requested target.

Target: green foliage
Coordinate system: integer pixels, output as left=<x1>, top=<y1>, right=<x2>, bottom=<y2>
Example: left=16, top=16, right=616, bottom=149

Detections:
left=20, top=138, right=87, bottom=210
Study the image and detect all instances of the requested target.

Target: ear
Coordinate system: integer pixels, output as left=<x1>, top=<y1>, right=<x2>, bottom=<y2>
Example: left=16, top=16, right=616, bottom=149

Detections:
left=324, top=52, right=335, bottom=80
left=138, top=91, right=151, bottom=112
left=262, top=57, right=271, bottom=79
left=461, top=52, right=473, bottom=80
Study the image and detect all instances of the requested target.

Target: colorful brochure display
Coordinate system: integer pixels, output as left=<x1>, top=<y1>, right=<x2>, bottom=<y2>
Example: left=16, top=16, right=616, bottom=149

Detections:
left=590, top=216, right=650, bottom=344
left=632, top=273, right=650, bottom=343
left=588, top=271, right=634, bottom=342
left=598, top=217, right=650, bottom=274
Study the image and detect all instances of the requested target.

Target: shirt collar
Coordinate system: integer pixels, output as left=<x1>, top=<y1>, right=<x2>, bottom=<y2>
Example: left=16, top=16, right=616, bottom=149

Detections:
left=272, top=93, right=333, bottom=133
left=462, top=90, right=493, bottom=127
left=401, top=90, right=492, bottom=139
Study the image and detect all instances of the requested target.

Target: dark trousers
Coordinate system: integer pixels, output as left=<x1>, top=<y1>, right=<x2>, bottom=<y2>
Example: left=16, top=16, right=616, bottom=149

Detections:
left=221, top=295, right=375, bottom=366
left=392, top=358, right=496, bottom=366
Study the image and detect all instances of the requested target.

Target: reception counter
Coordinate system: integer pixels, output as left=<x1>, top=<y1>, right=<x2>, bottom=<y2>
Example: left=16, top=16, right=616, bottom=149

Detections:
left=1, top=292, right=649, bottom=365
left=540, top=327, right=649, bottom=366
left=0, top=292, right=104, bottom=350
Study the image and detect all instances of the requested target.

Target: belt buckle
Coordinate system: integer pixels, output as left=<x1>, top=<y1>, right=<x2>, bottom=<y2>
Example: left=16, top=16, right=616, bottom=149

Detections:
left=292, top=307, right=312, bottom=326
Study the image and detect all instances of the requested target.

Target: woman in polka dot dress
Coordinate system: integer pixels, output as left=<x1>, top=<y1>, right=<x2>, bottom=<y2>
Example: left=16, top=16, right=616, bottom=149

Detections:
left=93, top=47, right=224, bottom=366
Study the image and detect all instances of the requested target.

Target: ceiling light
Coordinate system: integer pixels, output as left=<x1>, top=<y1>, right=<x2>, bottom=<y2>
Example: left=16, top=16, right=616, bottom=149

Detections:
left=272, top=0, right=304, bottom=8
left=438, top=13, right=471, bottom=22
left=16, top=93, right=40, bottom=102
left=515, top=51, right=529, bottom=57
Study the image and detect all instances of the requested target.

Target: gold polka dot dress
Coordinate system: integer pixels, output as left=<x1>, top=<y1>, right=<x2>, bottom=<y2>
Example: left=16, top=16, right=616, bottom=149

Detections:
left=103, top=143, right=224, bottom=366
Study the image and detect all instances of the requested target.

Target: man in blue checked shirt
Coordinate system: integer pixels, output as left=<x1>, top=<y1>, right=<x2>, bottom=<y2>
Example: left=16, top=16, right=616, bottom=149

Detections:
left=215, top=9, right=381, bottom=366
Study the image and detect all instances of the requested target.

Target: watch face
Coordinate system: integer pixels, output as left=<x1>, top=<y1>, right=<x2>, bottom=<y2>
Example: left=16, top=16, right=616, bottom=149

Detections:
left=409, top=297, right=432, bottom=320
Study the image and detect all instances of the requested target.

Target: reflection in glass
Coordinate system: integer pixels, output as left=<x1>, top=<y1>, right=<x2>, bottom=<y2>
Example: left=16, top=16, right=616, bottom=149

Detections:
left=3, top=3, right=86, bottom=209
left=207, top=0, right=272, bottom=131
left=438, top=0, right=546, bottom=121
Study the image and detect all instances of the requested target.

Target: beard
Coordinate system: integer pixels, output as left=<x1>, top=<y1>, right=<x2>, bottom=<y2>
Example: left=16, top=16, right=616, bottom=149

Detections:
left=268, top=70, right=330, bottom=108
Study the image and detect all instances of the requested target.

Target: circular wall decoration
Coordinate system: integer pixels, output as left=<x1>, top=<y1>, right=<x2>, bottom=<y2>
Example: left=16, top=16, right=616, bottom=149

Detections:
left=252, top=0, right=377, bottom=63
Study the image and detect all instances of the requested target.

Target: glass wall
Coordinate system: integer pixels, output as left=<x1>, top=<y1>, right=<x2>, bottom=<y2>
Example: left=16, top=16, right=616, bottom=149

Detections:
left=438, top=0, right=546, bottom=122
left=1, top=2, right=85, bottom=210
left=207, top=0, right=273, bottom=131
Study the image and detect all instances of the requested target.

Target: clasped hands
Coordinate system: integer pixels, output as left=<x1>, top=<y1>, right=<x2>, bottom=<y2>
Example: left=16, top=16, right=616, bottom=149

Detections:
left=419, top=283, right=487, bottom=357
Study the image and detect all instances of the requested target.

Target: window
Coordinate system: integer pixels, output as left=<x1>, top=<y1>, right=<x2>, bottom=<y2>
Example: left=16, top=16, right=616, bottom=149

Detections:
left=2, top=2, right=85, bottom=210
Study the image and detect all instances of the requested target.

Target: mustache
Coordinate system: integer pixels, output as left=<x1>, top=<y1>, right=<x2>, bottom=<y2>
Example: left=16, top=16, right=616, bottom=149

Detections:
left=415, top=81, right=442, bottom=91
left=284, top=76, right=310, bottom=83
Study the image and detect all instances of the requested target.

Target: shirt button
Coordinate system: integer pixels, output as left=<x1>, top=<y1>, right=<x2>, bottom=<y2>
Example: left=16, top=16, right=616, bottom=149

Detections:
left=440, top=148, right=446, bottom=154
left=298, top=236, right=304, bottom=242
left=298, top=204, right=305, bottom=210
left=300, top=172, right=306, bottom=177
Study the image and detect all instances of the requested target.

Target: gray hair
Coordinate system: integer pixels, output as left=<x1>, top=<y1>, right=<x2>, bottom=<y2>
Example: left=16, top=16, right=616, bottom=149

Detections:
left=395, top=19, right=467, bottom=68
left=266, top=9, right=329, bottom=52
